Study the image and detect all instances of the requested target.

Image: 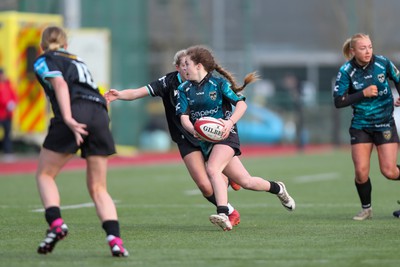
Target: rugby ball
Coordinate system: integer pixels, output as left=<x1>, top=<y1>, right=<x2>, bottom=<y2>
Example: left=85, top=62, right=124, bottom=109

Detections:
left=194, top=117, right=225, bottom=142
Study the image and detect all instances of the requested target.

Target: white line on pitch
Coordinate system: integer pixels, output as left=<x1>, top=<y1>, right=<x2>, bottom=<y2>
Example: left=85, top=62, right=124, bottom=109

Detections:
left=31, top=200, right=120, bottom=212
left=294, top=173, right=340, bottom=183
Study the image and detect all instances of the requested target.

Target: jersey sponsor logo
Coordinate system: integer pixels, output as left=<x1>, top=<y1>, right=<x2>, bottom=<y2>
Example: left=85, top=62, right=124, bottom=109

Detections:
left=190, top=106, right=219, bottom=120
left=33, top=57, right=48, bottom=76
left=209, top=91, right=217, bottom=101
left=375, top=123, right=390, bottom=128
left=378, top=87, right=388, bottom=96
left=364, top=75, right=372, bottom=79
left=377, top=73, right=385, bottom=83
left=196, top=91, right=205, bottom=95
left=225, top=110, right=232, bottom=118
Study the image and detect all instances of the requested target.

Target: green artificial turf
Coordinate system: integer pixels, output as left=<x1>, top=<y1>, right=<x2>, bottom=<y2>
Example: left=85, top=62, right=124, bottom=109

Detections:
left=0, top=148, right=399, bottom=267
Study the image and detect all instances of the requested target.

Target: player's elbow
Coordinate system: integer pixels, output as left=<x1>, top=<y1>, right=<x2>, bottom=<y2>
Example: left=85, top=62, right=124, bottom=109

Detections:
left=334, top=96, right=347, bottom=108
left=237, top=100, right=247, bottom=111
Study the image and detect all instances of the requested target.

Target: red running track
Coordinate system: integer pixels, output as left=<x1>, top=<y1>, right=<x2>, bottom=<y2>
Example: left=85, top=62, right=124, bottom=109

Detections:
left=0, top=145, right=333, bottom=175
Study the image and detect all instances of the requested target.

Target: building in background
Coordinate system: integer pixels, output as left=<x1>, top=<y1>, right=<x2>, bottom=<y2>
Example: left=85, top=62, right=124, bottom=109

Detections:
left=1, top=0, right=399, bottom=149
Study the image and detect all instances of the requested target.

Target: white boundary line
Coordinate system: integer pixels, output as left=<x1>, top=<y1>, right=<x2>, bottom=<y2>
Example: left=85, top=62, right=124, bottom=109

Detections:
left=293, top=172, right=340, bottom=183
left=31, top=200, right=120, bottom=212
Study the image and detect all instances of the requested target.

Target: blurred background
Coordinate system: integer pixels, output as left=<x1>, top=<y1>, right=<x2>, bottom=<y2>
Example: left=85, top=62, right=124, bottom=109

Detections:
left=1, top=0, right=400, bottom=155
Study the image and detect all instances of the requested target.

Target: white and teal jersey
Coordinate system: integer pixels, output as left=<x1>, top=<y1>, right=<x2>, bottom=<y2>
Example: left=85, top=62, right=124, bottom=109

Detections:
left=333, top=55, right=400, bottom=130
left=176, top=73, right=245, bottom=122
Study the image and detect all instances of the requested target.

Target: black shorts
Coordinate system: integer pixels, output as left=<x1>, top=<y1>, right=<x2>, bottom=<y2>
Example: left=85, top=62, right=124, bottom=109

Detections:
left=200, top=129, right=242, bottom=161
left=349, top=126, right=399, bottom=146
left=43, top=99, right=116, bottom=158
left=176, top=137, right=201, bottom=158
left=219, top=130, right=242, bottom=157
left=177, top=129, right=241, bottom=160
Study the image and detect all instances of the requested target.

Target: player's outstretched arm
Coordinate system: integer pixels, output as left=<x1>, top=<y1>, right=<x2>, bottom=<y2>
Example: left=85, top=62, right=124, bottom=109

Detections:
left=105, top=86, right=149, bottom=103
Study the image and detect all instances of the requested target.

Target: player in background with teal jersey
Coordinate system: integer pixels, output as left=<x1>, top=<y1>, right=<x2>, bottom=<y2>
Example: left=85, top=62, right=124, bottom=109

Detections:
left=333, top=33, right=400, bottom=220
left=176, top=45, right=295, bottom=231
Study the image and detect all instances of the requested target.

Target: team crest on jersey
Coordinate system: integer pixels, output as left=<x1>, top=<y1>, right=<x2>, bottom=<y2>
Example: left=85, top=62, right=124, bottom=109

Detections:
left=383, top=130, right=392, bottom=140
left=377, top=73, right=385, bottom=83
left=209, top=91, right=217, bottom=101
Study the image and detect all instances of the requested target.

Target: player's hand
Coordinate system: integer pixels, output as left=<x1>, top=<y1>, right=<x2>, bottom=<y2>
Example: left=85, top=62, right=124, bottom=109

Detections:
left=221, top=119, right=234, bottom=139
left=64, top=117, right=88, bottom=146
left=104, top=89, right=120, bottom=104
left=363, top=85, right=378, bottom=98
left=193, top=131, right=202, bottom=140
left=395, top=97, right=400, bottom=107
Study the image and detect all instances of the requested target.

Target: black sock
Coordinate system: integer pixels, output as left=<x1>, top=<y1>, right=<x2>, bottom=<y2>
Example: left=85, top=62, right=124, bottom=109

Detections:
left=102, top=220, right=120, bottom=237
left=205, top=194, right=217, bottom=206
left=45, top=206, right=62, bottom=226
left=268, top=181, right=281, bottom=194
left=355, top=178, right=372, bottom=209
left=216, top=205, right=229, bottom=216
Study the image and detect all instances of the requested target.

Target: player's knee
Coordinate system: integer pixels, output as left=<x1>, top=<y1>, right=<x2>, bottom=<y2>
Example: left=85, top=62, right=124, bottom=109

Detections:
left=381, top=166, right=400, bottom=180
left=205, top=165, right=218, bottom=181
left=354, top=167, right=370, bottom=183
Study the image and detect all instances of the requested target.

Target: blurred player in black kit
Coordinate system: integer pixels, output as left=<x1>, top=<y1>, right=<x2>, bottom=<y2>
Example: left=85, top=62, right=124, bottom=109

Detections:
left=33, top=26, right=128, bottom=257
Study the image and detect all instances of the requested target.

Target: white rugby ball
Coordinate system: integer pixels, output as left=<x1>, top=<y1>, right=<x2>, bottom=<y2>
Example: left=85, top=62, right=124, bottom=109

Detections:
left=194, top=117, right=225, bottom=143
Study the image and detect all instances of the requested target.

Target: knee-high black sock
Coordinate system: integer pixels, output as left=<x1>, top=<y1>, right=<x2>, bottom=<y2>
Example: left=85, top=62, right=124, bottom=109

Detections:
left=102, top=220, right=120, bottom=237
left=355, top=178, right=372, bottom=209
left=45, top=206, right=62, bottom=226
left=205, top=194, right=217, bottom=207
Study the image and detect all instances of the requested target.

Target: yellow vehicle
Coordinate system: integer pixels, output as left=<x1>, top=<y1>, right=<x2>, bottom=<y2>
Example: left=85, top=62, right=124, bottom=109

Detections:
left=0, top=11, right=62, bottom=146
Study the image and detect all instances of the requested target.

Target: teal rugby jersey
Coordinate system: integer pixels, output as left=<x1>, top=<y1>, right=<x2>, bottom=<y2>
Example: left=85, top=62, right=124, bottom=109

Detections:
left=176, top=73, right=245, bottom=122
left=176, top=73, right=245, bottom=157
left=333, top=55, right=400, bottom=130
